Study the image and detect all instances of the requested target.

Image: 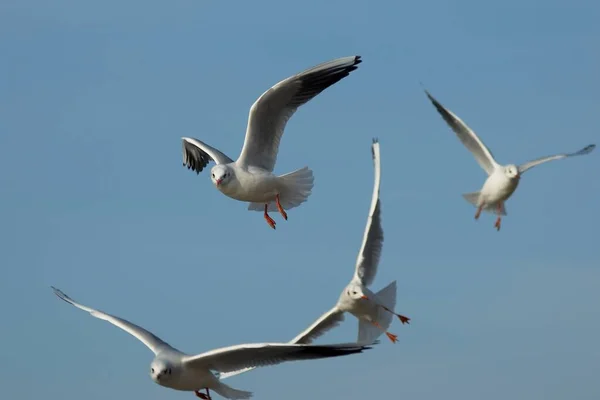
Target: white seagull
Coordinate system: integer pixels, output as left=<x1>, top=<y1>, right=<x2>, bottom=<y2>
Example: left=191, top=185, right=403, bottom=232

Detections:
left=51, top=287, right=371, bottom=400
left=424, top=90, right=596, bottom=231
left=182, top=56, right=362, bottom=229
left=218, top=140, right=408, bottom=382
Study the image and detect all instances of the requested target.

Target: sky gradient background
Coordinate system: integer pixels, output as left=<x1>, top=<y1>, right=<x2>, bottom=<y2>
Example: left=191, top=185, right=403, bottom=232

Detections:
left=1, top=1, right=599, bottom=399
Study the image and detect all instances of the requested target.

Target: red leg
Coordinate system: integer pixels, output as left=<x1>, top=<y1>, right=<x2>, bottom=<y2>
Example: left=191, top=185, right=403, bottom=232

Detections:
left=263, top=204, right=276, bottom=229
left=372, top=321, right=398, bottom=343
left=381, top=305, right=411, bottom=324
left=494, top=203, right=502, bottom=231
left=475, top=204, right=483, bottom=220
left=275, top=194, right=288, bottom=220
left=194, top=390, right=210, bottom=400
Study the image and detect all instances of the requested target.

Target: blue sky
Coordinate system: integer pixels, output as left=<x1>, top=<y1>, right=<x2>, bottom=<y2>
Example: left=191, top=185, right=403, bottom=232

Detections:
left=1, top=0, right=599, bottom=399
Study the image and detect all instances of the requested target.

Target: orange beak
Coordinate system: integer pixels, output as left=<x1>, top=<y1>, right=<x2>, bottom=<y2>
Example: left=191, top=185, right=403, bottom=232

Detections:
left=360, top=295, right=368, bottom=300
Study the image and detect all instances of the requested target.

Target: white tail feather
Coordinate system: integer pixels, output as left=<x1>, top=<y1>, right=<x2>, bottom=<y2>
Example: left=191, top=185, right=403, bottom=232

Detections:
left=248, top=167, right=314, bottom=212
left=357, top=281, right=397, bottom=344
left=212, top=381, right=253, bottom=400
left=462, top=191, right=507, bottom=216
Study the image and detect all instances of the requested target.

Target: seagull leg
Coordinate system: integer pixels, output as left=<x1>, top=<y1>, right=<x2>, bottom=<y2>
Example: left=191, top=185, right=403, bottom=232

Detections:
left=494, top=203, right=502, bottom=231
left=380, top=305, right=411, bottom=324
left=263, top=204, right=276, bottom=230
left=372, top=321, right=398, bottom=343
left=275, top=193, right=288, bottom=220
left=475, top=204, right=483, bottom=220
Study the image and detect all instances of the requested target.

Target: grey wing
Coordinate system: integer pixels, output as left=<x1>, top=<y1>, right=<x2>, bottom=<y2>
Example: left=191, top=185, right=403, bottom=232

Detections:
left=218, top=308, right=344, bottom=380
left=518, top=144, right=596, bottom=174
left=353, top=139, right=383, bottom=287
left=51, top=287, right=172, bottom=355
left=182, top=137, right=234, bottom=174
left=182, top=342, right=369, bottom=374
left=289, top=307, right=345, bottom=344
left=424, top=90, right=499, bottom=175
left=236, top=56, right=362, bottom=172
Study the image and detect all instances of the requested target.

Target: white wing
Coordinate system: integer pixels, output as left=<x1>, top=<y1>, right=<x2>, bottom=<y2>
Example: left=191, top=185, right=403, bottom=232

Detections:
left=236, top=56, right=362, bottom=172
left=518, top=144, right=596, bottom=174
left=52, top=287, right=174, bottom=355
left=289, top=307, right=345, bottom=345
left=425, top=90, right=499, bottom=175
left=182, top=342, right=368, bottom=374
left=182, top=137, right=234, bottom=174
left=353, top=139, right=383, bottom=287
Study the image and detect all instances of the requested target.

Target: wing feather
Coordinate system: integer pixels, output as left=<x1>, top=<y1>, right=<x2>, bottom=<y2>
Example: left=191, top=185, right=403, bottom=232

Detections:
left=353, top=139, right=383, bottom=287
left=236, top=56, right=362, bottom=171
left=51, top=287, right=173, bottom=355
left=182, top=342, right=367, bottom=374
left=518, top=144, right=595, bottom=174
left=425, top=90, right=499, bottom=175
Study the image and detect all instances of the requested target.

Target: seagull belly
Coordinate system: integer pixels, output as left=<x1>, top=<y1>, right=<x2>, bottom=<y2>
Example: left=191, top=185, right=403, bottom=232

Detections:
left=224, top=170, right=279, bottom=202
left=481, top=173, right=519, bottom=204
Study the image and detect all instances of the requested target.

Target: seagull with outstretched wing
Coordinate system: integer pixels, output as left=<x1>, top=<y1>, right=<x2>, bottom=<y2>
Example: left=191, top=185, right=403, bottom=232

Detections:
left=218, top=139, right=409, bottom=381
left=182, top=56, right=362, bottom=229
left=51, top=287, right=371, bottom=400
left=424, top=89, right=595, bottom=231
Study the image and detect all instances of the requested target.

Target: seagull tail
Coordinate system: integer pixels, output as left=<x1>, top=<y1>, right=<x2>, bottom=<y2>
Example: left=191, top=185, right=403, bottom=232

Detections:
left=357, top=281, right=397, bottom=344
left=247, top=166, right=314, bottom=212
left=462, top=191, right=507, bottom=216
left=211, top=381, right=253, bottom=400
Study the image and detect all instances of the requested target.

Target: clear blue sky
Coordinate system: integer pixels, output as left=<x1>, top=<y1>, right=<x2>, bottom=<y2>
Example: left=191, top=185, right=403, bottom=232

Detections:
left=1, top=0, right=599, bottom=399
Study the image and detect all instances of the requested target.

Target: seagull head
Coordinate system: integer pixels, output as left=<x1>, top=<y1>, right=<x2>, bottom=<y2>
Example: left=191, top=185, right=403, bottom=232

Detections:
left=150, top=359, right=175, bottom=385
left=504, top=164, right=520, bottom=180
left=346, top=284, right=367, bottom=301
left=211, top=165, right=233, bottom=188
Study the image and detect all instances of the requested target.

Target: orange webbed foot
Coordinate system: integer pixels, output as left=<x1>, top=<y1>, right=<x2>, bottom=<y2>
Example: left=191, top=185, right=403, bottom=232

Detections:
left=264, top=204, right=276, bottom=229
left=385, top=332, right=398, bottom=343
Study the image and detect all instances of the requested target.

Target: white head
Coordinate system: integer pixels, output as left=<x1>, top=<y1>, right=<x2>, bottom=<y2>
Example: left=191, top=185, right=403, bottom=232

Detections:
left=210, top=165, right=233, bottom=188
left=504, top=164, right=520, bottom=180
left=345, top=283, right=368, bottom=301
left=150, top=358, right=175, bottom=386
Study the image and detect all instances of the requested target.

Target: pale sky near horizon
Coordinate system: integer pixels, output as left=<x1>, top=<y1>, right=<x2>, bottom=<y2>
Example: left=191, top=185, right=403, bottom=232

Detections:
left=1, top=1, right=599, bottom=399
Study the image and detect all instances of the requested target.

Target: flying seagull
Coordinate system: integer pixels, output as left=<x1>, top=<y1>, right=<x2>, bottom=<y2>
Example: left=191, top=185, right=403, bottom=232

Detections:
left=182, top=56, right=362, bottom=229
left=424, top=89, right=596, bottom=230
left=219, top=139, right=409, bottom=381
left=51, top=286, right=371, bottom=399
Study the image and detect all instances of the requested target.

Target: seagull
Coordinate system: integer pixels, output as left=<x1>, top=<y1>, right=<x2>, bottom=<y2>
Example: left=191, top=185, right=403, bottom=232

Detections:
left=51, top=286, right=371, bottom=400
left=424, top=89, right=596, bottom=231
left=217, top=141, right=408, bottom=383
left=182, top=56, right=363, bottom=229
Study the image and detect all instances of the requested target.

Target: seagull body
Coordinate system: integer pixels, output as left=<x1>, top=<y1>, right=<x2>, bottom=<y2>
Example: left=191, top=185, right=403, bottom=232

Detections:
left=51, top=287, right=371, bottom=399
left=424, top=89, right=596, bottom=230
left=219, top=139, right=409, bottom=381
left=182, top=56, right=363, bottom=229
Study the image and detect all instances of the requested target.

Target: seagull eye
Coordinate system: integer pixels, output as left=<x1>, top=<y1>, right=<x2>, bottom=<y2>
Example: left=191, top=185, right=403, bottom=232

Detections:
left=353, top=291, right=357, bottom=295
left=212, top=173, right=215, bottom=178
left=151, top=368, right=154, bottom=373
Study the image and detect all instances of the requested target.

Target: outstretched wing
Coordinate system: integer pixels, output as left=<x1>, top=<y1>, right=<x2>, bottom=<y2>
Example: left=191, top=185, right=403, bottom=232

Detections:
left=182, top=137, right=234, bottom=174
left=289, top=307, right=345, bottom=345
left=51, top=287, right=173, bottom=355
left=236, top=56, right=362, bottom=172
left=518, top=144, right=596, bottom=174
left=217, top=307, right=345, bottom=380
left=353, top=139, right=384, bottom=287
left=425, top=90, right=499, bottom=175
left=182, top=342, right=368, bottom=374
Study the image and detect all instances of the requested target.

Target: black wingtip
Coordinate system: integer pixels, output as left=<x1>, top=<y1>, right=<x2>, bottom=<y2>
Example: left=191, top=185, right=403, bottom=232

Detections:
left=354, top=55, right=362, bottom=65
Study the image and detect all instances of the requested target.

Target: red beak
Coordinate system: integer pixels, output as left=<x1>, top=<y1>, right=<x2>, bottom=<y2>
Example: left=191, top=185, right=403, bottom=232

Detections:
left=361, top=295, right=368, bottom=300
left=216, top=178, right=223, bottom=186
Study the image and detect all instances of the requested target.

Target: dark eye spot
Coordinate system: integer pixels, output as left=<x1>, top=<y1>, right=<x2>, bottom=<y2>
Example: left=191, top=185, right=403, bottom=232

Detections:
left=212, top=173, right=215, bottom=178
left=151, top=368, right=154, bottom=373
left=353, top=291, right=357, bottom=295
